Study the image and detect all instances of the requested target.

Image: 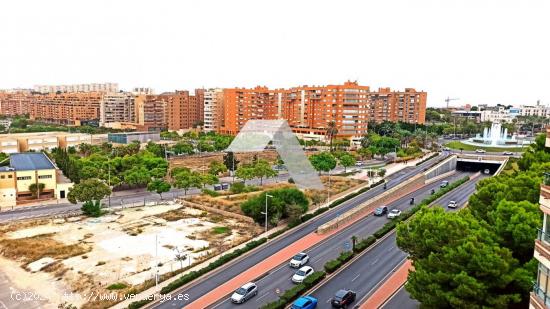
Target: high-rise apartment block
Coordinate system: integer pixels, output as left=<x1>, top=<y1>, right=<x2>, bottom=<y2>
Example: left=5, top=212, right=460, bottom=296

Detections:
left=203, top=88, right=224, bottom=132
left=33, top=83, right=118, bottom=94
left=99, top=92, right=136, bottom=126
left=135, top=95, right=167, bottom=131
left=220, top=81, right=426, bottom=143
left=531, top=128, right=550, bottom=309
left=159, top=89, right=204, bottom=131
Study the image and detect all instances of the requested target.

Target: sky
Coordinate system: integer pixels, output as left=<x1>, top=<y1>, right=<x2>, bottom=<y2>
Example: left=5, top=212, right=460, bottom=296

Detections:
left=1, top=0, right=549, bottom=107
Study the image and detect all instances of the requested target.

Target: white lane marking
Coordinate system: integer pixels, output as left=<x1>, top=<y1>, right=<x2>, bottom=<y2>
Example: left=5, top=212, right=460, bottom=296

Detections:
left=371, top=258, right=379, bottom=265
left=255, top=291, right=270, bottom=302
left=326, top=298, right=332, bottom=303
left=351, top=273, right=361, bottom=282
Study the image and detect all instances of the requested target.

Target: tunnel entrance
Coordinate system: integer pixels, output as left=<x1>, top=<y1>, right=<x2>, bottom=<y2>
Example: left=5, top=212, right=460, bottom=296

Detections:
left=456, top=159, right=502, bottom=175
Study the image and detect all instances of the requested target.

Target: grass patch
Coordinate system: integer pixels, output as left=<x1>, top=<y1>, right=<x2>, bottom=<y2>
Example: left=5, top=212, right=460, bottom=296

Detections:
left=444, top=141, right=525, bottom=152
left=212, top=226, right=231, bottom=234
left=107, top=282, right=128, bottom=290
left=0, top=233, right=90, bottom=263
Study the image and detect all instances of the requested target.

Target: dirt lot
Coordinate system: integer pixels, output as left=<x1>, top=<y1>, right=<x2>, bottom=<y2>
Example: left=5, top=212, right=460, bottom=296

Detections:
left=169, top=151, right=279, bottom=173
left=0, top=202, right=260, bottom=309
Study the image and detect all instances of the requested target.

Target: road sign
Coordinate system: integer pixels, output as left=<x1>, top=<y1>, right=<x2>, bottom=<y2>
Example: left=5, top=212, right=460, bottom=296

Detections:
left=344, top=241, right=351, bottom=251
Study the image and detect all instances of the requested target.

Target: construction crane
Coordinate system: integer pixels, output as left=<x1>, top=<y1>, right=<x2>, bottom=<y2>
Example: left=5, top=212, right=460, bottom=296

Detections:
left=445, top=97, right=459, bottom=109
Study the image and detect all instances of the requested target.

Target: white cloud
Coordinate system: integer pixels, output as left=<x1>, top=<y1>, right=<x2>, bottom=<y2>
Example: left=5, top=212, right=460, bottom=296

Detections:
left=1, top=0, right=549, bottom=107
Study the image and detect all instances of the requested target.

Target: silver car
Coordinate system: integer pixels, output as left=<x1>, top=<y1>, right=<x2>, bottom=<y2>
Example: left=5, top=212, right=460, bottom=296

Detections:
left=231, top=282, right=258, bottom=304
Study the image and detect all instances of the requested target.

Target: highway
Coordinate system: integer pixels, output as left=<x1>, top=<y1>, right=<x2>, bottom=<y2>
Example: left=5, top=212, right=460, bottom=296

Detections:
left=305, top=173, right=487, bottom=309
left=152, top=153, right=449, bottom=309
left=207, top=171, right=470, bottom=309
left=382, top=286, right=419, bottom=309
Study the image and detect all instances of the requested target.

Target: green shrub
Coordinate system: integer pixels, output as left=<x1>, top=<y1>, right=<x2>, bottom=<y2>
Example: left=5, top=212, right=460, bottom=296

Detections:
left=107, top=282, right=127, bottom=290
left=127, top=298, right=153, bottom=309
left=279, top=283, right=307, bottom=303
left=353, top=236, right=376, bottom=253
left=324, top=251, right=354, bottom=273
left=230, top=182, right=246, bottom=194
left=416, top=152, right=440, bottom=166
left=202, top=188, right=220, bottom=197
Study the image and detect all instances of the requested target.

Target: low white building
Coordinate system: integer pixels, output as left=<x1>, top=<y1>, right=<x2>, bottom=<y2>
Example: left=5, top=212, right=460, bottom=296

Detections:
left=481, top=107, right=516, bottom=123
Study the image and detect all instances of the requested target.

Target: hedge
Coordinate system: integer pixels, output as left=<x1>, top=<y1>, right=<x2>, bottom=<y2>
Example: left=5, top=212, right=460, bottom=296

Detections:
left=324, top=250, right=354, bottom=273
left=353, top=235, right=376, bottom=253
left=415, top=152, right=440, bottom=166
left=261, top=271, right=326, bottom=309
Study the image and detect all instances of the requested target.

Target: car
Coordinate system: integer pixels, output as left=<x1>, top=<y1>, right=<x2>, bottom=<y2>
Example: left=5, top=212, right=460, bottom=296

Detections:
left=374, top=206, right=389, bottom=216
left=292, top=266, right=314, bottom=283
left=292, top=296, right=318, bottom=309
left=442, top=147, right=451, bottom=151
left=447, top=200, right=458, bottom=208
left=355, top=161, right=364, bottom=166
left=331, top=289, right=356, bottom=308
left=230, top=282, right=258, bottom=304
left=387, top=209, right=402, bottom=219
left=503, top=151, right=514, bottom=155
left=483, top=169, right=490, bottom=174
left=440, top=180, right=449, bottom=188
left=289, top=252, right=310, bottom=268
left=213, top=184, right=222, bottom=191
left=475, top=149, right=486, bottom=153
left=221, top=183, right=229, bottom=190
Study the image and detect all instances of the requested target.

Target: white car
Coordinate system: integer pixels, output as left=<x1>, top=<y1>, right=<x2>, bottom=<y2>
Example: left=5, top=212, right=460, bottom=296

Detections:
left=292, top=266, right=314, bottom=283
left=289, top=252, right=310, bottom=268
left=483, top=169, right=490, bottom=174
left=230, top=282, right=258, bottom=304
left=503, top=151, right=514, bottom=155
left=447, top=200, right=458, bottom=208
left=475, top=149, right=486, bottom=153
left=387, top=209, right=402, bottom=219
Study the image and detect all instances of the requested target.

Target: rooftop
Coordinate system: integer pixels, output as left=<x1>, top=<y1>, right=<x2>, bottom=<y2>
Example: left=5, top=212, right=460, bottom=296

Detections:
left=9, top=152, right=56, bottom=171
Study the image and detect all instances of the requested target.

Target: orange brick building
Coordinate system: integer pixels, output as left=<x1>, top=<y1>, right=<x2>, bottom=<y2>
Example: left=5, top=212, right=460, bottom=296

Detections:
left=28, top=92, right=102, bottom=125
left=219, top=81, right=426, bottom=143
left=0, top=92, right=33, bottom=117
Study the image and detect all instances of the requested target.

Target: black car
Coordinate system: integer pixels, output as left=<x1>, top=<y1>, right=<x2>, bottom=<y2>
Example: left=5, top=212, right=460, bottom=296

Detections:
left=331, top=289, right=356, bottom=308
left=373, top=206, right=388, bottom=216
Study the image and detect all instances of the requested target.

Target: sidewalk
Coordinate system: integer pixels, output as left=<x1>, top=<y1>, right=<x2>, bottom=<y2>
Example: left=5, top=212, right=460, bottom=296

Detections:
left=360, top=259, right=412, bottom=309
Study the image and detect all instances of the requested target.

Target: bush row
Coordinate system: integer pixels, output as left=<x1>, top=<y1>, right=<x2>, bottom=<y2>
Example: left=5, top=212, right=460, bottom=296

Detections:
left=260, top=271, right=326, bottom=309
left=324, top=250, right=354, bottom=273
left=415, top=152, right=440, bottom=166
left=128, top=238, right=267, bottom=308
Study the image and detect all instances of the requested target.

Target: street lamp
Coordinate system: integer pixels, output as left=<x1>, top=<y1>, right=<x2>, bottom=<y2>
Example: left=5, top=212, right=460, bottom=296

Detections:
left=261, top=194, right=273, bottom=234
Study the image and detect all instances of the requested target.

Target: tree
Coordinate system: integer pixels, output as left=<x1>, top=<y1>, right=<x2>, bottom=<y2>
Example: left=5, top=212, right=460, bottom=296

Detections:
left=235, top=166, right=255, bottom=185
left=397, top=207, right=524, bottom=308
left=172, top=141, right=194, bottom=155
left=201, top=173, right=219, bottom=187
left=28, top=183, right=45, bottom=199
left=223, top=151, right=240, bottom=172
left=240, top=188, right=309, bottom=225
left=124, top=166, right=151, bottom=187
left=309, top=152, right=337, bottom=174
left=147, top=179, right=171, bottom=199
left=357, top=147, right=372, bottom=161
left=339, top=154, right=356, bottom=172
left=208, top=160, right=228, bottom=176
left=145, top=141, right=165, bottom=158
left=326, top=121, right=338, bottom=151
left=253, top=160, right=277, bottom=185
left=67, top=178, right=111, bottom=204
left=172, top=168, right=202, bottom=195
left=81, top=200, right=102, bottom=217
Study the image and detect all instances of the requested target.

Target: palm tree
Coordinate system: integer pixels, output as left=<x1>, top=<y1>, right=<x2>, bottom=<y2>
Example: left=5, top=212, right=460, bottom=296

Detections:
left=326, top=121, right=338, bottom=151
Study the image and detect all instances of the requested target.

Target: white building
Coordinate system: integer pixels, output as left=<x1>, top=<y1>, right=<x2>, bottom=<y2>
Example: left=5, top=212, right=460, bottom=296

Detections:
left=99, top=92, right=136, bottom=126
left=480, top=107, right=516, bottom=123
left=33, top=83, right=118, bottom=94
left=203, top=88, right=224, bottom=132
left=520, top=104, right=550, bottom=118
left=132, top=87, right=155, bottom=95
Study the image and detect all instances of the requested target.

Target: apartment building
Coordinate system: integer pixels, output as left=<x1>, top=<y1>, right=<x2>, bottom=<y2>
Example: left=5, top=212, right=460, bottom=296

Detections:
left=203, top=88, right=224, bottom=132
left=0, top=91, right=33, bottom=116
left=531, top=128, right=550, bottom=308
left=132, top=87, right=155, bottom=95
left=29, top=92, right=102, bottom=125
left=135, top=95, right=167, bottom=131
left=99, top=92, right=136, bottom=126
left=219, top=81, right=427, bottom=143
left=33, top=83, right=118, bottom=94
left=521, top=103, right=550, bottom=118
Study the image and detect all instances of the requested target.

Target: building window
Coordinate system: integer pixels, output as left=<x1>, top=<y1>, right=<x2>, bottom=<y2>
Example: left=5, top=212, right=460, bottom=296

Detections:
left=17, top=176, right=32, bottom=180
left=38, top=175, right=52, bottom=179
left=0, top=175, right=4, bottom=179
left=8, top=175, right=12, bottom=178
left=535, top=263, right=550, bottom=306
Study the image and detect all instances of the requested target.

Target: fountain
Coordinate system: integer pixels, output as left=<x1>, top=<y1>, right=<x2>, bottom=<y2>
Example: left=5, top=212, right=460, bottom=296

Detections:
left=463, top=122, right=531, bottom=148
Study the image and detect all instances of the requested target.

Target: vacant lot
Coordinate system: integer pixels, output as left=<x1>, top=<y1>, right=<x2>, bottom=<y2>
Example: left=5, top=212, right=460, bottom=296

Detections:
left=0, top=202, right=260, bottom=309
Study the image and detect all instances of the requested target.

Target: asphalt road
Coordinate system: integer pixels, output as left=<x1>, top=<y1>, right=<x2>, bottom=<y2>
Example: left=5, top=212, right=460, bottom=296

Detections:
left=0, top=173, right=292, bottom=223
left=305, top=174, right=487, bottom=309
left=382, top=285, right=419, bottom=309
left=207, top=168, right=469, bottom=309
left=152, top=153, right=449, bottom=309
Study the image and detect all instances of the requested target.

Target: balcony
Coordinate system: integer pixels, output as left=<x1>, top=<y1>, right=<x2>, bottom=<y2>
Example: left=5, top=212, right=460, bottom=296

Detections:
left=539, top=229, right=550, bottom=244
left=533, top=283, right=550, bottom=308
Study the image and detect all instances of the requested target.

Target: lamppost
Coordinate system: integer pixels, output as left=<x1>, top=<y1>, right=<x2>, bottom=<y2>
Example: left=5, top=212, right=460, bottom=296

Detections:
left=262, top=194, right=273, bottom=234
